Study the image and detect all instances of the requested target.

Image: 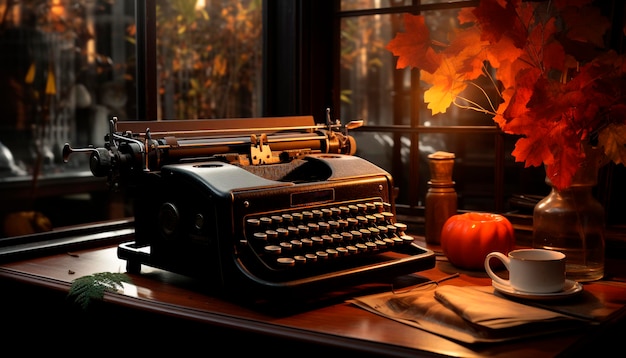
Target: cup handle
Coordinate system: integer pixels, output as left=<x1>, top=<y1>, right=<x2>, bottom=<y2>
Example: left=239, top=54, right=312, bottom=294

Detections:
left=484, top=252, right=511, bottom=287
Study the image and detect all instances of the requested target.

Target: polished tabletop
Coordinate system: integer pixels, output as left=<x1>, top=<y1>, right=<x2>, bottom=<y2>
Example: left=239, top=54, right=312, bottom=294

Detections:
left=1, top=235, right=625, bottom=357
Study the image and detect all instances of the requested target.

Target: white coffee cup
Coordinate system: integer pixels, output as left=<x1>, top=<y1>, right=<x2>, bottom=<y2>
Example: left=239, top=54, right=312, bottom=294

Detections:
left=484, top=249, right=566, bottom=293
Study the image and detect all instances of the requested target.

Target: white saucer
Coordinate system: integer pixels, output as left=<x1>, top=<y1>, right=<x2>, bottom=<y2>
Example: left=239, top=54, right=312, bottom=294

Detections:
left=492, top=279, right=583, bottom=301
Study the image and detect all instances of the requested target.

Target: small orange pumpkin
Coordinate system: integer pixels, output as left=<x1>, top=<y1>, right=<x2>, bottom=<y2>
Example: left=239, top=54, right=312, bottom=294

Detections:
left=440, top=212, right=515, bottom=270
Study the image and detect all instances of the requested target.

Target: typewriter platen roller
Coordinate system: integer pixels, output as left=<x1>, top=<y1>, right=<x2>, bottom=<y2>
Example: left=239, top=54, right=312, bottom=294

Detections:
left=63, top=111, right=435, bottom=300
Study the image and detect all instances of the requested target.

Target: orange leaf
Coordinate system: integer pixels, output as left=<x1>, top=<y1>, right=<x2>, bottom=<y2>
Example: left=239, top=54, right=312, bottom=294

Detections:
left=386, top=14, right=441, bottom=73
left=485, top=35, right=523, bottom=70
left=599, top=119, right=626, bottom=166
left=421, top=58, right=468, bottom=115
left=444, top=27, right=490, bottom=80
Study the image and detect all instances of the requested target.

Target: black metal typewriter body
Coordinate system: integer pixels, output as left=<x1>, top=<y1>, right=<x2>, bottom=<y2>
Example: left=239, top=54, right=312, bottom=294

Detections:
left=63, top=111, right=435, bottom=299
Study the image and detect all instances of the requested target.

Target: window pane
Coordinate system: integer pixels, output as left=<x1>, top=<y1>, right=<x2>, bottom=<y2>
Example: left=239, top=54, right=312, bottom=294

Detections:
left=352, top=131, right=530, bottom=212
left=0, top=0, right=136, bottom=174
left=0, top=0, right=136, bottom=235
left=156, top=0, right=262, bottom=119
left=340, top=13, right=398, bottom=125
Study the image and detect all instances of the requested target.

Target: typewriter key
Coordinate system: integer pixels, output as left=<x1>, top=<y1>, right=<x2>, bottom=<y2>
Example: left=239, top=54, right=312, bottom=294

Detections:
left=317, top=221, right=330, bottom=234
left=373, top=201, right=384, bottom=212
left=312, top=209, right=323, bottom=220
left=325, top=248, right=339, bottom=258
left=356, top=216, right=368, bottom=228
left=265, top=230, right=278, bottom=241
left=311, top=236, right=324, bottom=246
left=321, top=234, right=333, bottom=245
left=394, top=222, right=408, bottom=234
left=288, top=226, right=299, bottom=237
left=382, top=211, right=395, bottom=224
left=341, top=231, right=353, bottom=243
left=291, top=212, right=304, bottom=224
left=346, top=245, right=358, bottom=254
left=401, top=235, right=415, bottom=245
left=246, top=218, right=261, bottom=227
left=271, top=215, right=283, bottom=228
left=264, top=245, right=281, bottom=254
left=260, top=216, right=272, bottom=228
left=276, top=257, right=295, bottom=267
left=281, top=213, right=293, bottom=224
left=346, top=217, right=359, bottom=229
left=301, top=238, right=313, bottom=247
left=355, top=243, right=368, bottom=252
left=253, top=232, right=268, bottom=241
left=316, top=251, right=329, bottom=260
left=307, top=222, right=320, bottom=233
left=276, top=227, right=289, bottom=238
left=297, top=224, right=309, bottom=236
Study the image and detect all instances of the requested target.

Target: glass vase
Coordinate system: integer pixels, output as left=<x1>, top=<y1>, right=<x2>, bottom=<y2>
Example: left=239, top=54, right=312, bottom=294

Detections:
left=532, top=160, right=605, bottom=282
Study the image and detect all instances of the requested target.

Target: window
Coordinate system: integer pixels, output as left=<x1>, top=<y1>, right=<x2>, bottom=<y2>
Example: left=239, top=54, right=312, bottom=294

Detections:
left=0, top=0, right=138, bottom=236
left=154, top=0, right=263, bottom=120
left=335, top=0, right=626, bottom=237
left=0, top=0, right=264, bottom=238
left=1, top=0, right=623, bottom=240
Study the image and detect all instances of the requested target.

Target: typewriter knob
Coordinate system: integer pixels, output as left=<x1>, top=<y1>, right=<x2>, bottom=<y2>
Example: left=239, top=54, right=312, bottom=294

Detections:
left=159, top=202, right=180, bottom=238
left=89, top=148, right=112, bottom=177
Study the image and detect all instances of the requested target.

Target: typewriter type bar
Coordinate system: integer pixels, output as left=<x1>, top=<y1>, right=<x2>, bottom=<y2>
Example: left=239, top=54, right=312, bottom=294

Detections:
left=63, top=112, right=435, bottom=300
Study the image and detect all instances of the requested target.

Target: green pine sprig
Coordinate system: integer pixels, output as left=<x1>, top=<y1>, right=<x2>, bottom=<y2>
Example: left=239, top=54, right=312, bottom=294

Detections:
left=68, top=272, right=132, bottom=310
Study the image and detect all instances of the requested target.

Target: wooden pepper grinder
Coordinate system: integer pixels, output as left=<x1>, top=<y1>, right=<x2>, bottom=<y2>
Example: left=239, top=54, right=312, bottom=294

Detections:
left=425, top=151, right=457, bottom=245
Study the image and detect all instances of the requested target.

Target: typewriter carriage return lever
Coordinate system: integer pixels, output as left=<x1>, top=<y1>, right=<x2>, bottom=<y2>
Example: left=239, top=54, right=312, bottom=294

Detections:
left=63, top=113, right=435, bottom=300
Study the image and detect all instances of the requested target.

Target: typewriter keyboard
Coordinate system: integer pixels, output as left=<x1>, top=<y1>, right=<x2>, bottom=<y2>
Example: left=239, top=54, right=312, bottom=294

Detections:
left=242, top=200, right=415, bottom=276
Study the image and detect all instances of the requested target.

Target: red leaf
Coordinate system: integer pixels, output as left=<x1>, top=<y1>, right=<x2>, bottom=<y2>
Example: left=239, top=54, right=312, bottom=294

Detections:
left=560, top=4, right=611, bottom=48
left=386, top=14, right=441, bottom=73
left=511, top=133, right=553, bottom=168
left=501, top=68, right=541, bottom=122
left=473, top=0, right=526, bottom=48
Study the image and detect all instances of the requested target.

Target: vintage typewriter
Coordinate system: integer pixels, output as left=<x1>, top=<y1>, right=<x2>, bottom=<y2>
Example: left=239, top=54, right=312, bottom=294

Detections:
left=63, top=111, right=435, bottom=300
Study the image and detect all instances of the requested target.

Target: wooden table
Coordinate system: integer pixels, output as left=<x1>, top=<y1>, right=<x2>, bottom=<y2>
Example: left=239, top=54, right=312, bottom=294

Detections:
left=0, top=229, right=625, bottom=357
